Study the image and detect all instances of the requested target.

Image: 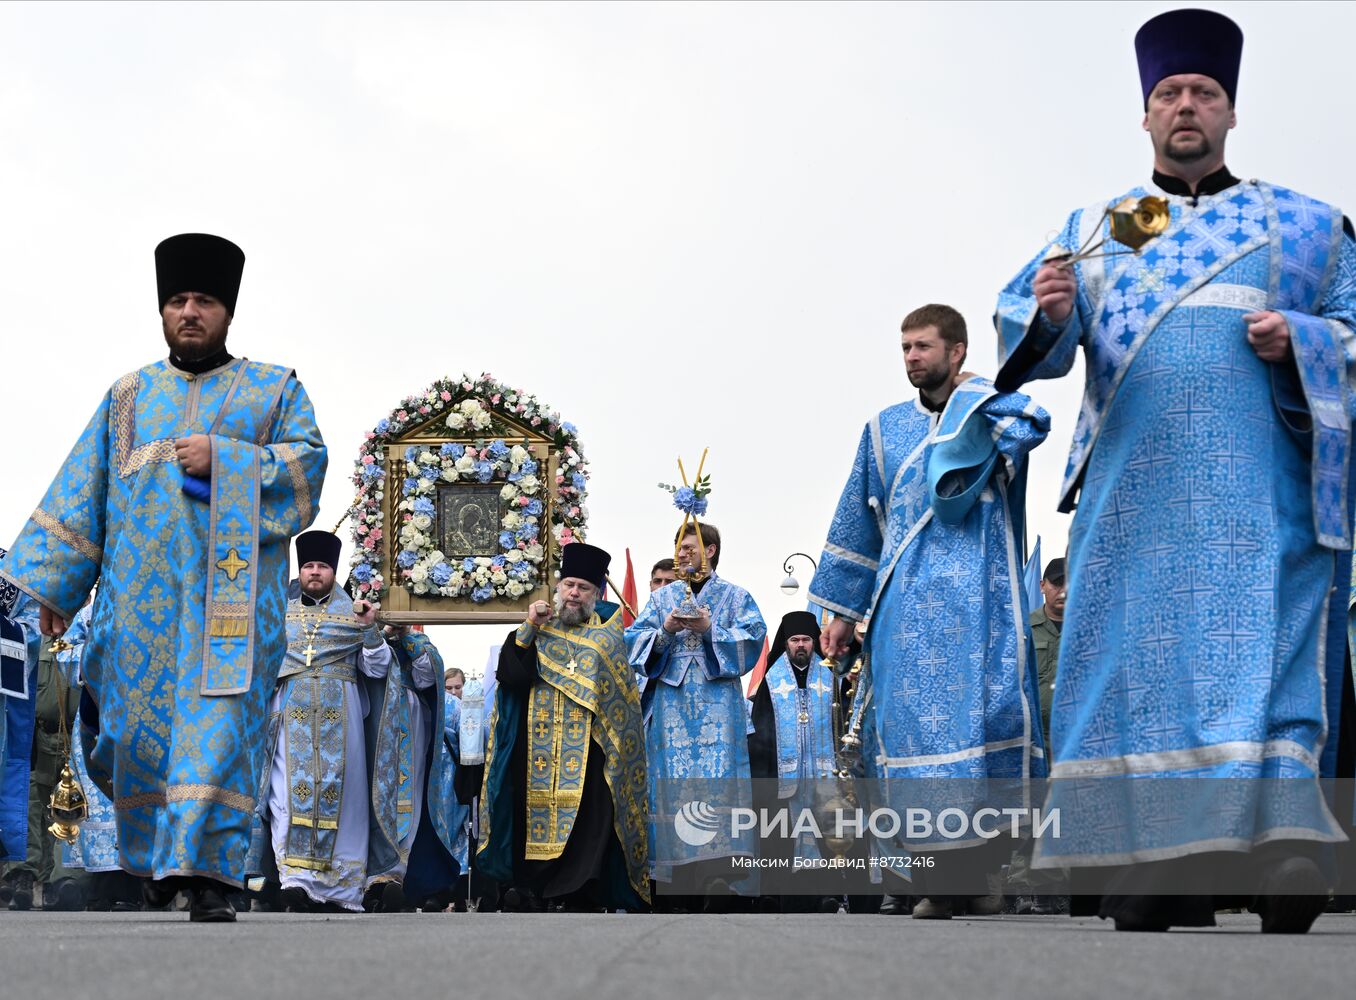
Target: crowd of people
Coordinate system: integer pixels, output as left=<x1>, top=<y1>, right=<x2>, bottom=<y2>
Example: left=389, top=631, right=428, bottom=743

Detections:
left=2, top=8, right=1355, bottom=933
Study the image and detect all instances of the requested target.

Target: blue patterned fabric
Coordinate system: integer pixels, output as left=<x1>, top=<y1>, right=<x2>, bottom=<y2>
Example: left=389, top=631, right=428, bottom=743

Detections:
left=626, top=574, right=766, bottom=881
left=435, top=691, right=471, bottom=873
left=764, top=655, right=836, bottom=864
left=56, top=608, right=119, bottom=872
left=0, top=550, right=40, bottom=862
left=996, top=180, right=1356, bottom=865
left=809, top=381, right=1050, bottom=842
left=0, top=358, right=326, bottom=886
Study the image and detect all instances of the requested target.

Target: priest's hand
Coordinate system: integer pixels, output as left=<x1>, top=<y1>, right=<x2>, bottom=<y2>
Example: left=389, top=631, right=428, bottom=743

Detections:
left=353, top=600, right=380, bottom=627
left=39, top=605, right=68, bottom=638
left=678, top=607, right=711, bottom=634
left=1243, top=311, right=1291, bottom=362
left=175, top=434, right=212, bottom=477
left=821, top=616, right=855, bottom=659
left=527, top=600, right=552, bottom=627
left=1034, top=262, right=1077, bottom=326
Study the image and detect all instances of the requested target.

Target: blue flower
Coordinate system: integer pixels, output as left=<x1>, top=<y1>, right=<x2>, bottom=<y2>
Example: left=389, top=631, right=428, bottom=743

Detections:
left=571, top=472, right=587, bottom=492
left=515, top=524, right=538, bottom=542
left=440, top=442, right=463, bottom=459
left=376, top=418, right=390, bottom=434
left=471, top=584, right=494, bottom=603
left=562, top=422, right=577, bottom=435
left=672, top=486, right=708, bottom=515
left=507, top=469, right=522, bottom=483
left=491, top=555, right=507, bottom=569
left=475, top=460, right=494, bottom=483
left=405, top=446, right=419, bottom=462
left=403, top=477, right=419, bottom=496
left=430, top=562, right=452, bottom=586
left=362, top=464, right=384, bottom=481
left=396, top=551, right=418, bottom=569
left=412, top=497, right=436, bottom=517
left=351, top=564, right=372, bottom=582
left=462, top=558, right=476, bottom=573
left=498, top=531, right=516, bottom=549
left=521, top=459, right=537, bottom=476
left=419, top=465, right=440, bottom=481
left=487, top=440, right=509, bottom=460
left=525, top=499, right=543, bottom=517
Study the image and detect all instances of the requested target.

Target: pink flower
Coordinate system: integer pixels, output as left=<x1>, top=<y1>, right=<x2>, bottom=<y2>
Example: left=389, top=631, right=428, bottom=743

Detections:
left=420, top=405, right=431, bottom=414
left=462, top=381, right=473, bottom=390
left=518, top=541, right=527, bottom=549
left=440, top=390, right=452, bottom=402
left=518, top=496, right=529, bottom=507
left=561, top=527, right=574, bottom=541
left=516, top=404, right=525, bottom=413
left=491, top=394, right=501, bottom=404
left=403, top=513, right=412, bottom=522
left=570, top=506, right=580, bottom=516
left=397, top=410, right=409, bottom=422
left=357, top=523, right=369, bottom=535
left=369, top=528, right=382, bottom=542
left=530, top=416, right=541, bottom=426
left=365, top=431, right=375, bottom=440
left=361, top=454, right=375, bottom=465
left=555, top=475, right=565, bottom=485
left=363, top=537, right=377, bottom=550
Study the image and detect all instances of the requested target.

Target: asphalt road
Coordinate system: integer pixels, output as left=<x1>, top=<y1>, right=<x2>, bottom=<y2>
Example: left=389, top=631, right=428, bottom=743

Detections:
left=0, top=910, right=1350, bottom=999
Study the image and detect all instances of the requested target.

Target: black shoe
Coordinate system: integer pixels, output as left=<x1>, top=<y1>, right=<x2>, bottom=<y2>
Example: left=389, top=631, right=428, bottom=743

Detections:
left=280, top=887, right=312, bottom=913
left=8, top=872, right=34, bottom=911
left=188, top=881, right=237, bottom=922
left=0, top=879, right=13, bottom=906
left=1254, top=857, right=1328, bottom=935
left=501, top=886, right=543, bottom=913
left=43, top=878, right=85, bottom=912
left=878, top=892, right=912, bottom=916
left=819, top=896, right=845, bottom=914
left=142, top=878, right=179, bottom=910
left=111, top=901, right=141, bottom=913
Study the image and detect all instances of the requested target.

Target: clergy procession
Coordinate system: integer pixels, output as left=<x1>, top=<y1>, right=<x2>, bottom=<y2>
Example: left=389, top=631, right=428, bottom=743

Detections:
left=2, top=5, right=1356, bottom=975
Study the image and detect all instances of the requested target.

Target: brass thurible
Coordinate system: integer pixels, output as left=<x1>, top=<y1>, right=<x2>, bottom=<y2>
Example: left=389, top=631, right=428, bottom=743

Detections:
left=45, top=633, right=88, bottom=845
left=1048, top=195, right=1170, bottom=268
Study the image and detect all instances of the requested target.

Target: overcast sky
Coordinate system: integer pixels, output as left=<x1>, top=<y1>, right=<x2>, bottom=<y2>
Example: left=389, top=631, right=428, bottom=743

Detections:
left=1, top=1, right=1349, bottom=671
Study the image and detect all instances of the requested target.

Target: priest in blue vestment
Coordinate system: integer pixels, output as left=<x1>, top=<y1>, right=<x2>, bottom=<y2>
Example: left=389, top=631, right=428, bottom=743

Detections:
left=0, top=234, right=327, bottom=921
left=810, top=303, right=1050, bottom=920
left=995, top=9, right=1355, bottom=933
left=627, top=522, right=767, bottom=906
left=748, top=610, right=842, bottom=912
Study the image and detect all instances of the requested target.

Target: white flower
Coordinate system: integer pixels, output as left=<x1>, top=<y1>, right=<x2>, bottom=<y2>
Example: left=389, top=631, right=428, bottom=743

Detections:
left=471, top=411, right=493, bottom=430
left=502, top=512, right=523, bottom=531
left=455, top=455, right=476, bottom=473
left=510, top=445, right=528, bottom=464
left=490, top=570, right=508, bottom=586
left=475, top=557, right=492, bottom=568
left=506, top=581, right=527, bottom=599
left=410, top=565, right=429, bottom=583
left=446, top=413, right=467, bottom=430
left=506, top=549, right=523, bottom=564
left=519, top=474, right=538, bottom=491
left=418, top=450, right=438, bottom=465
left=416, top=479, right=436, bottom=495
left=450, top=572, right=465, bottom=589
left=412, top=582, right=428, bottom=595
left=524, top=543, right=545, bottom=561
left=441, top=468, right=457, bottom=482
left=500, top=483, right=519, bottom=501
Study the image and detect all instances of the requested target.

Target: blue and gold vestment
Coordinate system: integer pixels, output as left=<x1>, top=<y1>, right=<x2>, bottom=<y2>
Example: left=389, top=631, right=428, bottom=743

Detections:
left=0, top=357, right=326, bottom=886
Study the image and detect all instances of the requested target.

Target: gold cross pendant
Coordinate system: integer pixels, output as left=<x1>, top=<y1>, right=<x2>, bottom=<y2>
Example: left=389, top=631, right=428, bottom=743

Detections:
left=304, top=643, right=317, bottom=667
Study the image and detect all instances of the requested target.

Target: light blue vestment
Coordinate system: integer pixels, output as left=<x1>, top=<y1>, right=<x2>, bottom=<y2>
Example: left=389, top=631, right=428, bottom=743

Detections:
left=995, top=179, right=1356, bottom=865
left=626, top=574, right=766, bottom=882
left=809, top=380, right=1050, bottom=846
left=435, top=692, right=471, bottom=874
left=762, top=655, right=836, bottom=863
left=0, top=357, right=327, bottom=886
left=55, top=607, right=121, bottom=873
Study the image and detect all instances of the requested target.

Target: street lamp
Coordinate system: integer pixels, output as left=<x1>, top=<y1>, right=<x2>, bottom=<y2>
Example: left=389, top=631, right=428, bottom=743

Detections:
left=780, top=552, right=817, bottom=596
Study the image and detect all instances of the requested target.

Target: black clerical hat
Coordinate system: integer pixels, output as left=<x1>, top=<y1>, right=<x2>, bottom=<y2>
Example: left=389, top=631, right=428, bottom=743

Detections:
left=296, top=531, right=342, bottom=571
left=155, top=233, right=246, bottom=315
left=769, top=610, right=823, bottom=666
left=560, top=542, right=610, bottom=591
left=1135, top=9, right=1243, bottom=106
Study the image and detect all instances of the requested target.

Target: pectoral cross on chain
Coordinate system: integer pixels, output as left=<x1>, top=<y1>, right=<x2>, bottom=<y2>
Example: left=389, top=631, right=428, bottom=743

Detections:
left=567, top=657, right=579, bottom=673
left=304, top=642, right=318, bottom=668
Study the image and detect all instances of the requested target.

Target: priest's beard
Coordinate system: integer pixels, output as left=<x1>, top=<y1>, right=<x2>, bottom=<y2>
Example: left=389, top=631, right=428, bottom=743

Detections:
left=789, top=648, right=812, bottom=668
left=554, top=592, right=597, bottom=626
left=908, top=359, right=952, bottom=395
left=1163, top=131, right=1216, bottom=166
